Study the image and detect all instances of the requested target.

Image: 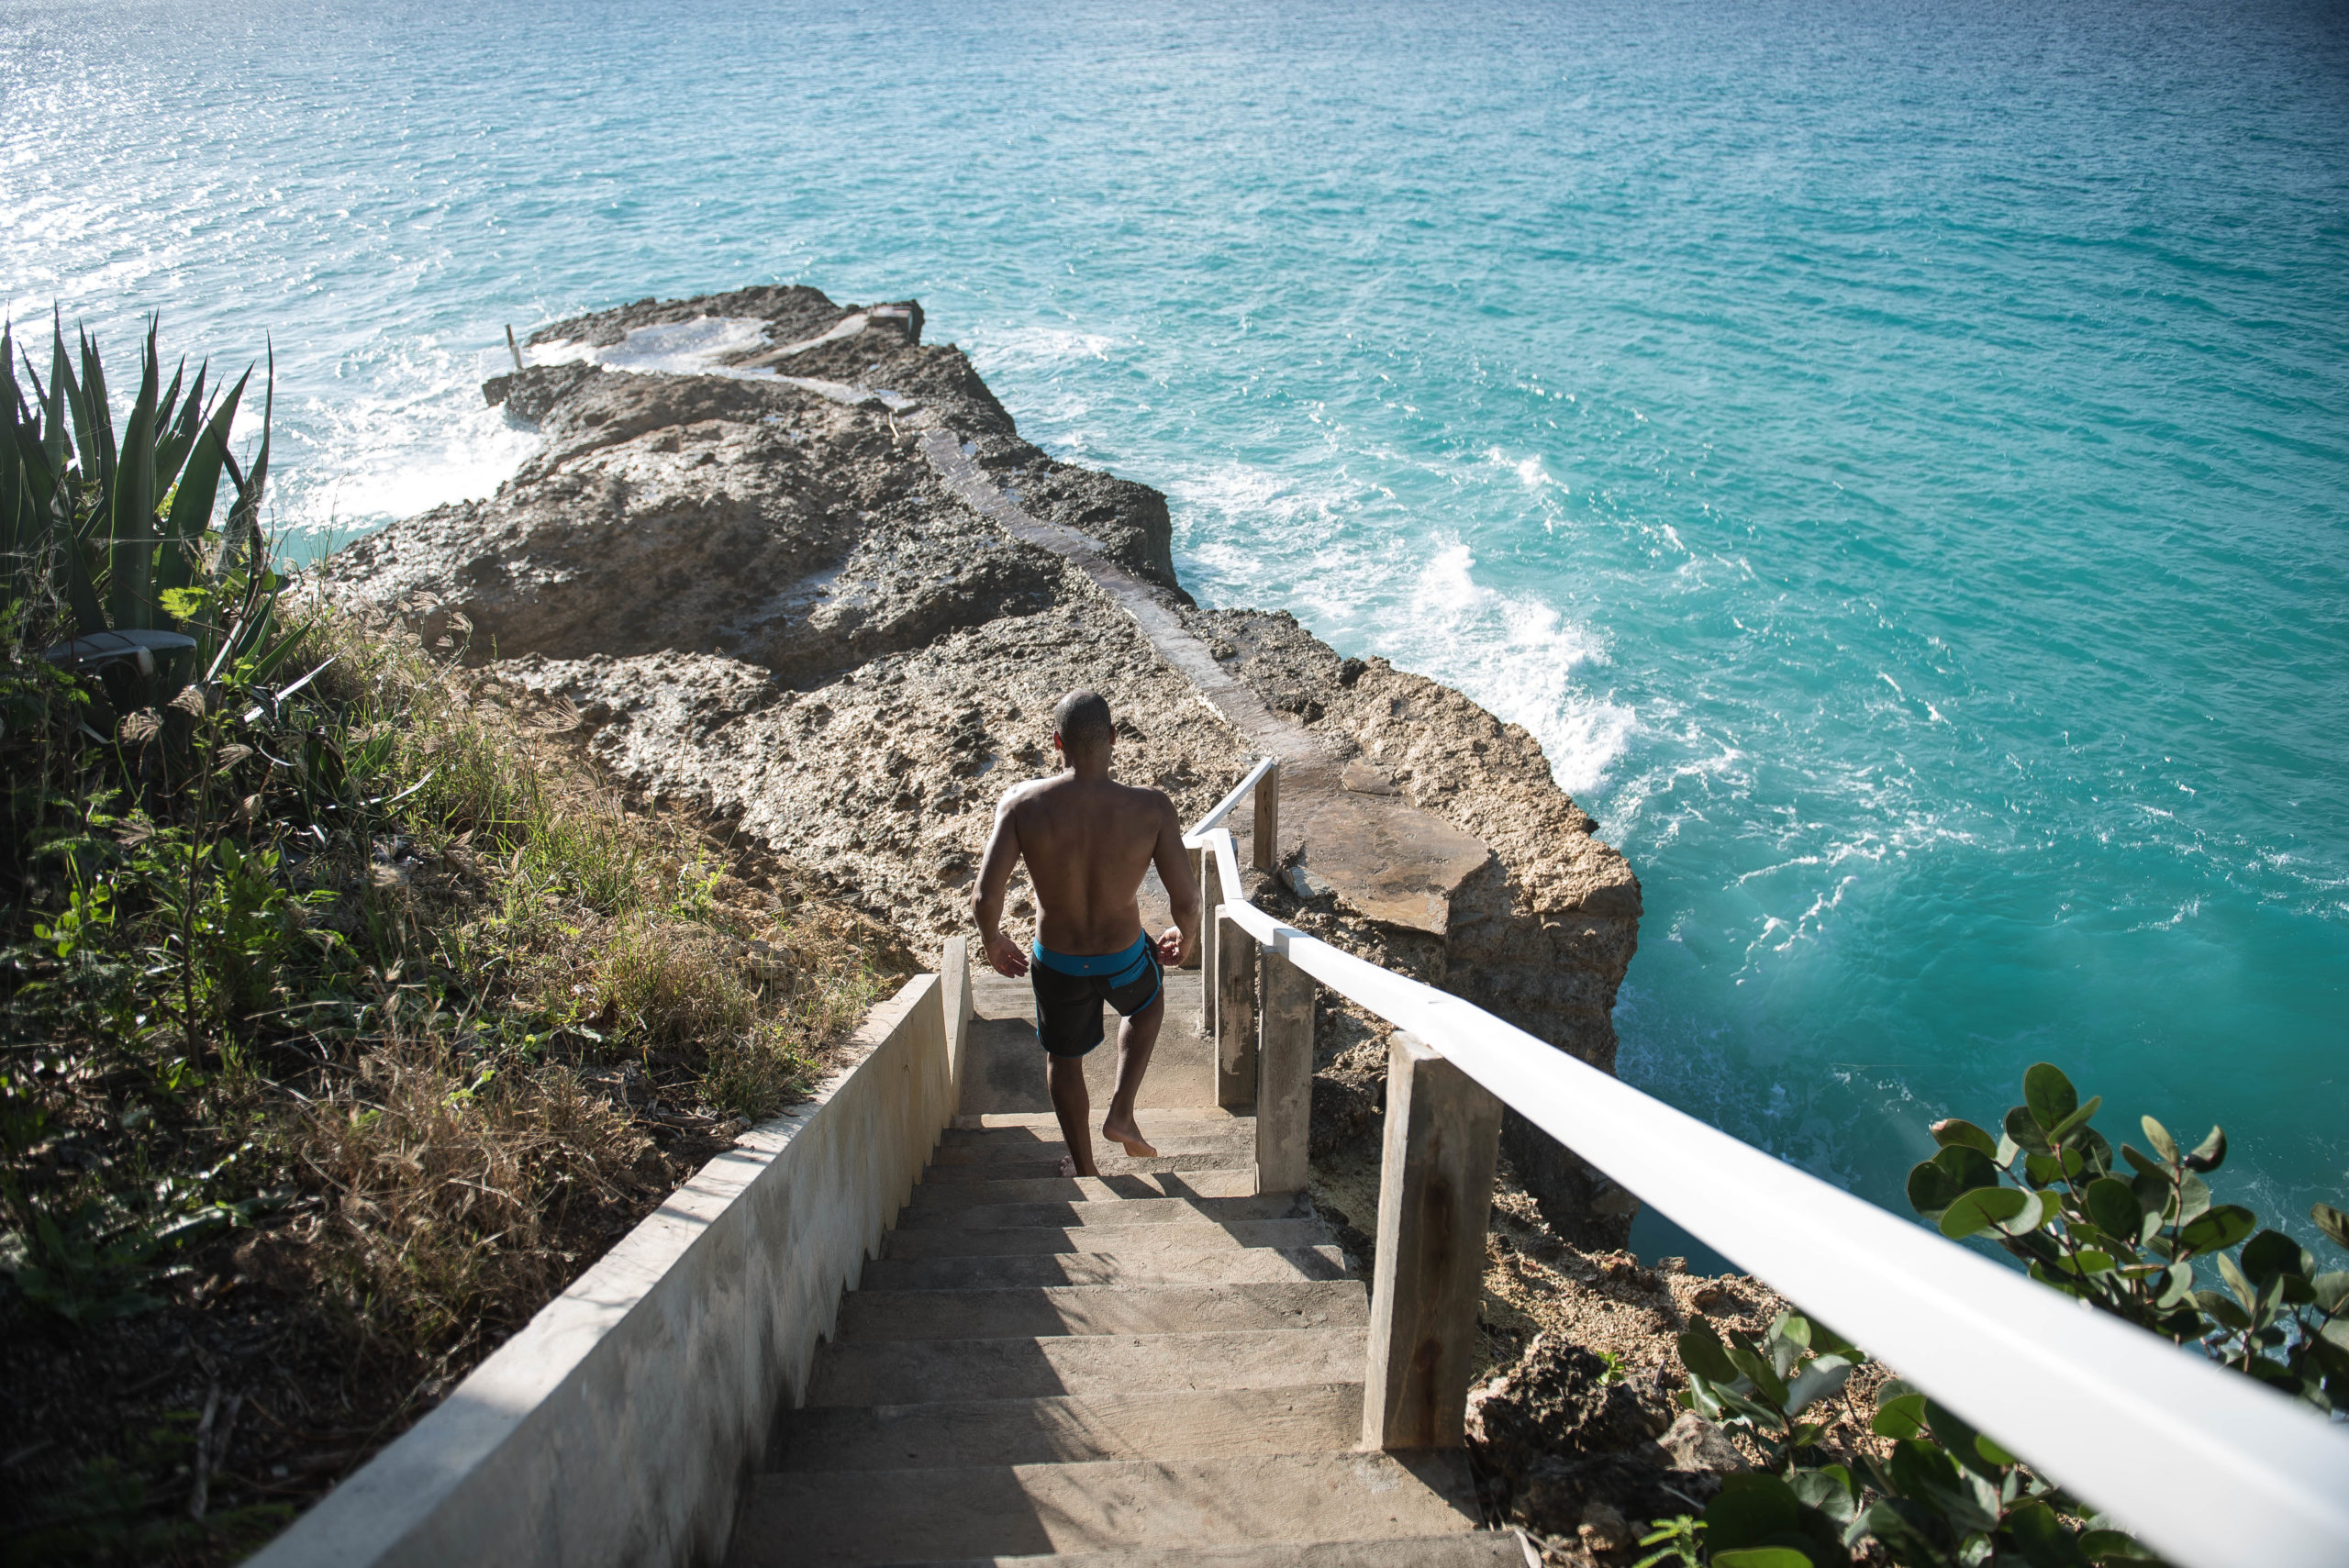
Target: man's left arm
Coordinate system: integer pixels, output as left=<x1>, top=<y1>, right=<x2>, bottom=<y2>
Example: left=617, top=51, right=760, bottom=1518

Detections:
left=1151, top=794, right=1202, bottom=966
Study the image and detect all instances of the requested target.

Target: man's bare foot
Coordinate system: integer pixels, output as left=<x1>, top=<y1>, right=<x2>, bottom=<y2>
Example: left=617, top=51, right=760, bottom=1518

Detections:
left=1101, top=1113, right=1156, bottom=1158
left=1058, top=1154, right=1080, bottom=1178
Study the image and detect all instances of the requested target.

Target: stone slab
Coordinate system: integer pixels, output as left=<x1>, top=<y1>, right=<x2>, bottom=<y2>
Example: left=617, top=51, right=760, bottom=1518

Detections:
left=855, top=1246, right=1350, bottom=1293
left=768, top=1385, right=1364, bottom=1472
left=729, top=1449, right=1478, bottom=1566
left=835, top=1281, right=1367, bottom=1341
left=892, top=1194, right=1312, bottom=1233
left=878, top=1218, right=1331, bottom=1262
left=804, top=1326, right=1372, bottom=1406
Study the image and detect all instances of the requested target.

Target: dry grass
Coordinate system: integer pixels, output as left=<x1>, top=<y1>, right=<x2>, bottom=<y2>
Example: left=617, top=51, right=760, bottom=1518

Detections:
left=3, top=607, right=917, bottom=1560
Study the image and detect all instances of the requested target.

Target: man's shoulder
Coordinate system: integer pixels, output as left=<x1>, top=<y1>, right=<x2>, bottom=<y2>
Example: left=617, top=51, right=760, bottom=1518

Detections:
left=1118, top=780, right=1179, bottom=818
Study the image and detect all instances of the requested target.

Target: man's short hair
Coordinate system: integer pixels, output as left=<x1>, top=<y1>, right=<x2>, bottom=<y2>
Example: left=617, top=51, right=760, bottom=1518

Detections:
left=1053, top=689, right=1114, bottom=750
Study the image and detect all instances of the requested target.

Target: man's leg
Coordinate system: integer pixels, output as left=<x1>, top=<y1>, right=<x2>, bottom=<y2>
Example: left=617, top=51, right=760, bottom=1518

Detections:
left=1101, top=992, right=1163, bottom=1157
left=1048, top=1052, right=1097, bottom=1178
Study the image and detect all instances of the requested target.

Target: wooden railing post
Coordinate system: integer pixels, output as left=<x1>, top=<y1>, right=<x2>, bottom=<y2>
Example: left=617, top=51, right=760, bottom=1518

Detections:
left=1182, top=845, right=1208, bottom=973
left=1254, top=936, right=1313, bottom=1194
left=1252, top=763, right=1280, bottom=874
left=1205, top=850, right=1225, bottom=1035
left=1363, top=1032, right=1502, bottom=1451
left=1214, top=906, right=1257, bottom=1111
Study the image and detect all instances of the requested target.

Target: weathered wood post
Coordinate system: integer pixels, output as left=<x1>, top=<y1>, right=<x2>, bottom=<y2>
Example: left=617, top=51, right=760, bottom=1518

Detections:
left=1195, top=848, right=1220, bottom=1032
left=1363, top=1032, right=1503, bottom=1451
left=505, top=324, right=525, bottom=373
left=1182, top=845, right=1208, bottom=973
left=1215, top=906, right=1258, bottom=1111
left=1252, top=763, right=1280, bottom=874
left=1254, top=933, right=1314, bottom=1194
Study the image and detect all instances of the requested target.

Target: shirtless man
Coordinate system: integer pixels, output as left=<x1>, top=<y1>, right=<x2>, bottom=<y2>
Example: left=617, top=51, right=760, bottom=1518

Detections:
left=974, top=690, right=1201, bottom=1179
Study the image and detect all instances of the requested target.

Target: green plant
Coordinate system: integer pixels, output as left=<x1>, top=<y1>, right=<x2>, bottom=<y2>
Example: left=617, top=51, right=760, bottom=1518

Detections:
left=2, top=314, right=283, bottom=727
left=0, top=1195, right=161, bottom=1323
left=1908, top=1062, right=2349, bottom=1409
left=1676, top=1309, right=1861, bottom=1463
left=1634, top=1515, right=1707, bottom=1567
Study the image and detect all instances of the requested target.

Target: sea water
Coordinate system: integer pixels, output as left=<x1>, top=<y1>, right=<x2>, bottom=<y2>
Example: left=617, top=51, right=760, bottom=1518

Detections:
left=6, top=0, right=2345, bottom=1254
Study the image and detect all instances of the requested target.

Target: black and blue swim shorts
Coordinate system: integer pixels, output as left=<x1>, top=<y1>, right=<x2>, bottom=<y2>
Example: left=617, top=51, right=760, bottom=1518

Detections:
left=1029, top=933, right=1163, bottom=1058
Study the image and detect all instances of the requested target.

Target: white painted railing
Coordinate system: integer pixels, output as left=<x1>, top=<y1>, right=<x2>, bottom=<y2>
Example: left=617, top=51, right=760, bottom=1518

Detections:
left=1182, top=764, right=2349, bottom=1568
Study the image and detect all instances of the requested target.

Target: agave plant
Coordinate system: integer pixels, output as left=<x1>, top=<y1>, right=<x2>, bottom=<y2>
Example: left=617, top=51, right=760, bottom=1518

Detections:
left=0, top=312, right=285, bottom=724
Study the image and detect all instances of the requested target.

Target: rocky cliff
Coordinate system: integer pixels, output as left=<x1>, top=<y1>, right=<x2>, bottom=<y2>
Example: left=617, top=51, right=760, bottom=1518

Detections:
left=315, top=286, right=1642, bottom=1236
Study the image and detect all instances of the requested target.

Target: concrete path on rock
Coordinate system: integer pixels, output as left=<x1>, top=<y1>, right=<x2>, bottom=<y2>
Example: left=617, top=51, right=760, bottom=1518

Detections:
left=917, top=428, right=1490, bottom=938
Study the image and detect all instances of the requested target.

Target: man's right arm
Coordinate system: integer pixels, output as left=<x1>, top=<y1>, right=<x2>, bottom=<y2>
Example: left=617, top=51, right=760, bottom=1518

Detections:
left=973, top=789, right=1030, bottom=977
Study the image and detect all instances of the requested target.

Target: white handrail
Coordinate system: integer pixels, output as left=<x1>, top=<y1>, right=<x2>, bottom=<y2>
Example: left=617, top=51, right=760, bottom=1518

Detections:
left=1176, top=824, right=2349, bottom=1568
left=1190, top=754, right=1276, bottom=839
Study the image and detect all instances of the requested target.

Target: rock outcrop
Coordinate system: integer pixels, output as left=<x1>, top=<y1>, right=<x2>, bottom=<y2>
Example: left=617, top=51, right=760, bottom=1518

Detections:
left=315, top=285, right=1642, bottom=1235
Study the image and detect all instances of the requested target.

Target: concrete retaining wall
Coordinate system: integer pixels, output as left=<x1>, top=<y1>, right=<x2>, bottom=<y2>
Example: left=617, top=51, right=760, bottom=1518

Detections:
left=250, top=960, right=965, bottom=1568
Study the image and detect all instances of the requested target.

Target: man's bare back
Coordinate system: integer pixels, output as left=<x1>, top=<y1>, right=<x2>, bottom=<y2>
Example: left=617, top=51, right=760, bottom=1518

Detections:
left=973, top=691, right=1200, bottom=1177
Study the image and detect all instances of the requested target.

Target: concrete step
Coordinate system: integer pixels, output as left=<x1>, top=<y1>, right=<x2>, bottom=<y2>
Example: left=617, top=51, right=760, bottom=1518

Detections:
left=805, top=1326, right=1369, bottom=1406
left=728, top=1450, right=1479, bottom=1567
left=857, top=1245, right=1350, bottom=1293
left=874, top=1536, right=1531, bottom=1568
left=894, top=1194, right=1309, bottom=1233
left=768, top=1385, right=1364, bottom=1472
left=836, top=1281, right=1367, bottom=1342
left=948, top=1111, right=1244, bottom=1137
left=880, top=1218, right=1330, bottom=1262
left=960, top=1018, right=1218, bottom=1115
left=925, top=1150, right=1251, bottom=1182
left=905, top=1170, right=1259, bottom=1213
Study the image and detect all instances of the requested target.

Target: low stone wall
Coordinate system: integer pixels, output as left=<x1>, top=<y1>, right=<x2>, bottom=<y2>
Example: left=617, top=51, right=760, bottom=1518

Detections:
left=249, top=960, right=964, bottom=1568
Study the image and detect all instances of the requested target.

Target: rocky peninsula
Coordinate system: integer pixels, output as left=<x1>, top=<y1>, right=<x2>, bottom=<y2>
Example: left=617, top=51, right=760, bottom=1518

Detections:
left=317, top=284, right=1643, bottom=1237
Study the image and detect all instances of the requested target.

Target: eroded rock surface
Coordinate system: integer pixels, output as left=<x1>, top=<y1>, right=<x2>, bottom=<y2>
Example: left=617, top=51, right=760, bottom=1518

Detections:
left=315, top=284, right=1642, bottom=1232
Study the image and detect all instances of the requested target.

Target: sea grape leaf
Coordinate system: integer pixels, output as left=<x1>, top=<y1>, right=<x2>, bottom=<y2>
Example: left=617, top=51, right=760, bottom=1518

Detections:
left=2184, top=1125, right=2226, bottom=1173
left=2119, top=1142, right=2164, bottom=1179
left=2311, top=1272, right=2349, bottom=1314
left=1941, top=1186, right=2032, bottom=1240
left=2047, top=1095, right=2103, bottom=1145
left=2177, top=1204, right=2255, bottom=1255
left=1790, top=1464, right=1859, bottom=1523
left=2083, top=1177, right=2142, bottom=1243
left=2006, top=1105, right=2052, bottom=1157
left=2023, top=1063, right=2078, bottom=1132
left=1711, top=1550, right=1815, bottom=1568
left=1932, top=1118, right=1998, bottom=1157
left=1871, top=1392, right=1928, bottom=1440
left=2141, top=1117, right=2180, bottom=1165
left=1706, top=1473, right=1801, bottom=1550
left=2240, top=1229, right=2312, bottom=1288
left=2079, top=1527, right=2159, bottom=1562
left=1785, top=1355, right=1856, bottom=1417
left=2005, top=1498, right=2091, bottom=1568
left=1679, top=1318, right=1742, bottom=1384
left=2312, top=1203, right=2349, bottom=1253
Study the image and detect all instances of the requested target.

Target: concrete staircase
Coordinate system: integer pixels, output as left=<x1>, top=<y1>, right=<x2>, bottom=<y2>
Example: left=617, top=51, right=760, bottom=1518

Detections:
left=729, top=970, right=1520, bottom=1567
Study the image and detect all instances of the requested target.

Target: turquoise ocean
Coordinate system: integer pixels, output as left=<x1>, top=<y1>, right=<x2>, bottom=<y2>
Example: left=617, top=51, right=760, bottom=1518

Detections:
left=6, top=0, right=2346, bottom=1257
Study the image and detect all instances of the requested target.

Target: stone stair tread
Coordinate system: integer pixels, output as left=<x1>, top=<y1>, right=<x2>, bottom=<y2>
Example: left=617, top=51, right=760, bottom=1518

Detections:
left=880, top=1218, right=1330, bottom=1261
left=806, top=1326, right=1369, bottom=1406
left=950, top=1110, right=1246, bottom=1135
left=836, top=1281, right=1366, bottom=1341
left=926, top=1151, right=1252, bottom=1181
left=960, top=1017, right=1219, bottom=1115
left=895, top=1194, right=1309, bottom=1233
left=870, top=1536, right=1530, bottom=1568
left=768, top=1385, right=1364, bottom=1472
left=727, top=1450, right=1479, bottom=1567
left=857, top=1245, right=1350, bottom=1292
left=907, top=1171, right=1258, bottom=1210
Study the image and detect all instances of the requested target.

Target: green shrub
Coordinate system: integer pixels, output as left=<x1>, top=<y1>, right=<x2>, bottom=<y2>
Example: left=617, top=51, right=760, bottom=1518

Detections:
left=1654, top=1062, right=2349, bottom=1564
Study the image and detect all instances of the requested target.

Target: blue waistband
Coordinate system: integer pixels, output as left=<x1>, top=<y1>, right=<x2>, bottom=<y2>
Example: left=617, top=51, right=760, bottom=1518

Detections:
left=1031, top=932, right=1151, bottom=980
